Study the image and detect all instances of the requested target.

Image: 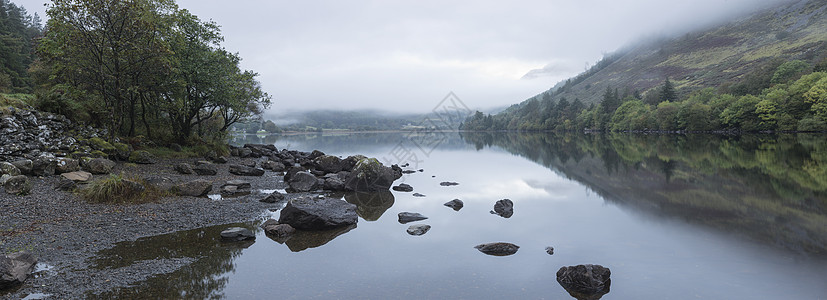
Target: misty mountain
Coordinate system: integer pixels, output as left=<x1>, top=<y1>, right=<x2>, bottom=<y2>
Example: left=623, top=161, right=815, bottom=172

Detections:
left=474, top=0, right=827, bottom=131
left=265, top=110, right=428, bottom=131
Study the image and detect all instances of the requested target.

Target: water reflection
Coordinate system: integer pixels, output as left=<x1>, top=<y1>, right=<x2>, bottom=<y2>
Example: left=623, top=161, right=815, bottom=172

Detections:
left=461, top=132, right=827, bottom=256
left=344, top=191, right=395, bottom=221
left=269, top=224, right=358, bottom=252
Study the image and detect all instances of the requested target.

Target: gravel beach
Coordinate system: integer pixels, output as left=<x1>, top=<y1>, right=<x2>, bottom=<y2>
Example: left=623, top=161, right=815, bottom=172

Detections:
left=1, top=157, right=298, bottom=299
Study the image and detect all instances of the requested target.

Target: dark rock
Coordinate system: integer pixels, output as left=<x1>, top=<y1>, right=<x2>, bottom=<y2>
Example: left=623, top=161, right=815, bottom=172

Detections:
left=238, top=148, right=253, bottom=158
left=444, top=199, right=464, bottom=211
left=546, top=247, right=555, bottom=255
left=341, top=155, right=365, bottom=171
left=343, top=158, right=402, bottom=192
left=260, top=191, right=286, bottom=203
left=229, top=164, right=265, bottom=176
left=55, top=158, right=80, bottom=174
left=4, top=175, right=31, bottom=195
left=418, top=169, right=424, bottom=172
left=31, top=157, right=56, bottom=176
left=242, top=161, right=257, bottom=168
left=213, top=156, right=229, bottom=164
left=10, top=159, right=32, bottom=175
left=344, top=191, right=395, bottom=221
left=0, top=251, right=37, bottom=289
left=283, top=166, right=306, bottom=182
left=263, top=220, right=296, bottom=238
left=412, top=193, right=426, bottom=197
left=191, top=163, right=217, bottom=176
left=439, top=181, right=459, bottom=186
left=392, top=183, right=414, bottom=192
left=121, top=179, right=146, bottom=195
left=309, top=150, right=325, bottom=160
left=61, top=171, right=93, bottom=182
left=398, top=212, right=428, bottom=224
left=407, top=224, right=431, bottom=236
left=262, top=160, right=286, bottom=172
left=128, top=150, right=155, bottom=164
left=260, top=219, right=279, bottom=229
left=0, top=162, right=20, bottom=176
left=220, top=227, right=256, bottom=242
left=474, top=242, right=520, bottom=256
left=491, top=199, right=514, bottom=218
left=0, top=174, right=10, bottom=186
left=174, top=163, right=194, bottom=174
left=313, top=155, right=344, bottom=173
left=220, top=185, right=251, bottom=198
left=169, top=143, right=183, bottom=152
left=56, top=178, right=77, bottom=191
left=222, top=179, right=251, bottom=190
left=281, top=224, right=356, bottom=252
left=278, top=198, right=358, bottom=230
left=556, top=264, right=611, bottom=300
left=323, top=175, right=346, bottom=191
left=402, top=170, right=417, bottom=174
left=85, top=158, right=116, bottom=175
left=174, top=179, right=213, bottom=197
left=288, top=171, right=320, bottom=192
left=143, top=176, right=174, bottom=192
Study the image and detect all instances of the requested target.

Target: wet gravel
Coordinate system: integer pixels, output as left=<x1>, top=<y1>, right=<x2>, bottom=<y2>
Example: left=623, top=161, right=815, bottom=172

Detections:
left=0, top=157, right=300, bottom=299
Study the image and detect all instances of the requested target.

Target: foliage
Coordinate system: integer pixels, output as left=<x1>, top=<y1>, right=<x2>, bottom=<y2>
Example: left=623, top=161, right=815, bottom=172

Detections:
left=0, top=0, right=42, bottom=93
left=80, top=173, right=162, bottom=203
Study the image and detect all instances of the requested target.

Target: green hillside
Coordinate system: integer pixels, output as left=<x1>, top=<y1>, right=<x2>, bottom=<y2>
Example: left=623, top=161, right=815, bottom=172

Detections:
left=464, top=0, right=827, bottom=132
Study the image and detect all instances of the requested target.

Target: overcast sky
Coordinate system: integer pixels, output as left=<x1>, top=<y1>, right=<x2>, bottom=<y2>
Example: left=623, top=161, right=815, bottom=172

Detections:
left=16, top=0, right=787, bottom=114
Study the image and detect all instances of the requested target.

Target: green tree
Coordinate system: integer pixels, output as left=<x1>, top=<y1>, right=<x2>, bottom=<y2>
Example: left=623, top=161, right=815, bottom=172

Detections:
left=658, top=77, right=678, bottom=104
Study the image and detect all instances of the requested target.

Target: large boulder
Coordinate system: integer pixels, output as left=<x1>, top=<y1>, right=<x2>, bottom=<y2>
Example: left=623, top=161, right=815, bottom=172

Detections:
left=31, top=157, right=56, bottom=177
left=288, top=171, right=320, bottom=192
left=474, top=242, right=520, bottom=256
left=344, top=158, right=402, bottom=192
left=262, top=160, right=286, bottom=172
left=0, top=252, right=37, bottom=289
left=143, top=176, right=175, bottom=192
left=85, top=158, right=116, bottom=175
left=128, top=150, right=155, bottom=164
left=192, top=163, right=217, bottom=176
left=55, top=158, right=80, bottom=174
left=556, top=264, right=612, bottom=300
left=4, top=175, right=31, bottom=195
left=313, top=155, right=344, bottom=173
left=0, top=162, right=21, bottom=176
left=229, top=164, right=265, bottom=176
left=173, top=179, right=213, bottom=197
left=10, top=159, right=32, bottom=175
left=278, top=198, right=358, bottom=230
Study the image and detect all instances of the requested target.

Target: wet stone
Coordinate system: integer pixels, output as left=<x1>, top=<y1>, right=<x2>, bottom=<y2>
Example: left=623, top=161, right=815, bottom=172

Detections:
left=444, top=199, right=464, bottom=211
left=474, top=242, right=520, bottom=256
left=398, top=212, right=428, bottom=224
left=220, top=227, right=256, bottom=242
left=407, top=224, right=431, bottom=236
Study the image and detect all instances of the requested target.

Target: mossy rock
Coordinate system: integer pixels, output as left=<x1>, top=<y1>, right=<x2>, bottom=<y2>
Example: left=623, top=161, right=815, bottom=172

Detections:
left=113, top=143, right=132, bottom=160
left=88, top=137, right=116, bottom=152
left=90, top=150, right=108, bottom=158
left=128, top=150, right=155, bottom=164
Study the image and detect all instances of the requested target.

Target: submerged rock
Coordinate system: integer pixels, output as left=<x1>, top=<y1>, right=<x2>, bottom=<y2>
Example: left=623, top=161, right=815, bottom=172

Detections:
left=412, top=193, right=426, bottom=197
left=444, top=199, right=464, bottom=211
left=490, top=199, right=514, bottom=218
left=556, top=264, right=611, bottom=300
left=474, top=242, right=520, bottom=256
left=398, top=212, right=428, bottom=224
left=407, top=224, right=431, bottom=236
left=278, top=198, right=358, bottom=230
left=220, top=227, right=256, bottom=242
left=439, top=181, right=459, bottom=186
left=392, top=183, right=413, bottom=192
left=0, top=251, right=37, bottom=289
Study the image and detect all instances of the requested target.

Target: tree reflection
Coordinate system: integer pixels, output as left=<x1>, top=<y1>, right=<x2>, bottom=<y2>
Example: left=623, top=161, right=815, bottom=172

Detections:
left=461, top=132, right=827, bottom=256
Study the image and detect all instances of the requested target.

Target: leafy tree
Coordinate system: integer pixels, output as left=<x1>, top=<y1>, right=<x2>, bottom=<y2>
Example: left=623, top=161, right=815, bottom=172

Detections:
left=658, top=78, right=678, bottom=104
left=771, top=60, right=809, bottom=84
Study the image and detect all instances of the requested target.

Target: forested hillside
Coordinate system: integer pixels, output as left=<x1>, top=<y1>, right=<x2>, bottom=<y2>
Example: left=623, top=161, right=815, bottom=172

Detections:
left=463, top=0, right=827, bottom=132
left=0, top=0, right=41, bottom=93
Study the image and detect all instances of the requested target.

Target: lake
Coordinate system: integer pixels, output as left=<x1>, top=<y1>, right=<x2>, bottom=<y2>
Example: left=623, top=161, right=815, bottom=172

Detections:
left=92, top=132, right=827, bottom=299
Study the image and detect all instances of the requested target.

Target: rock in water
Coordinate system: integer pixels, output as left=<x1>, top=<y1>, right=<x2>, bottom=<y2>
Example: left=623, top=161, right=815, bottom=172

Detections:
left=278, top=198, right=358, bottom=230
left=85, top=158, right=116, bottom=175
left=490, top=199, right=514, bottom=218
left=229, top=164, right=265, bottom=176
left=344, top=158, right=402, bottom=192
left=220, top=227, right=256, bottom=242
left=288, top=171, right=320, bottom=192
left=4, top=175, right=31, bottom=195
left=392, top=183, right=413, bottom=192
left=412, top=193, right=426, bottom=197
left=444, top=199, right=464, bottom=211
left=0, top=251, right=37, bottom=289
left=407, top=224, right=431, bottom=236
left=398, top=212, right=428, bottom=224
left=556, top=264, right=611, bottom=300
left=260, top=191, right=286, bottom=203
left=546, top=246, right=555, bottom=255
left=261, top=220, right=296, bottom=238
left=439, top=181, right=459, bottom=186
left=474, top=242, right=520, bottom=256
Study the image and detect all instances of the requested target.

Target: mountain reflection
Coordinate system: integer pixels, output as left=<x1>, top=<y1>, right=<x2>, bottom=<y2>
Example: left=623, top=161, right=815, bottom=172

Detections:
left=461, top=132, right=827, bottom=256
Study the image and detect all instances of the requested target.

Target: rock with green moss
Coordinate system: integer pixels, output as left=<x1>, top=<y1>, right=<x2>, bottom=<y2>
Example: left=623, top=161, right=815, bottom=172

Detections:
left=128, top=150, right=155, bottom=164
left=344, top=158, right=402, bottom=192
left=4, top=175, right=31, bottom=195
left=113, top=143, right=131, bottom=160
left=87, top=137, right=115, bottom=152
left=84, top=158, right=116, bottom=174
left=0, top=162, right=20, bottom=176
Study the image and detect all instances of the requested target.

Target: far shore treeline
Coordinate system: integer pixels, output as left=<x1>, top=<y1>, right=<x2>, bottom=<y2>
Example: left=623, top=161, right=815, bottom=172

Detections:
left=462, top=59, right=827, bottom=133
left=0, top=0, right=271, bottom=147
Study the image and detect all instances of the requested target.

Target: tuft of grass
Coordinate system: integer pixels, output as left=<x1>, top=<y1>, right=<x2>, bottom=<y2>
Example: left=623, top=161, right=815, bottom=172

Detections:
left=79, top=173, right=167, bottom=204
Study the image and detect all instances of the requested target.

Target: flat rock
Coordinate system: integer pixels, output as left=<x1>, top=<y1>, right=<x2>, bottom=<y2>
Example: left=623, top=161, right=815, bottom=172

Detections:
left=412, top=193, right=426, bottom=197
left=444, top=199, right=464, bottom=211
left=474, top=242, right=520, bottom=256
left=278, top=198, right=358, bottom=230
left=174, top=179, right=213, bottom=197
left=398, top=212, right=428, bottom=224
left=392, top=183, right=413, bottom=192
left=220, top=227, right=256, bottom=242
left=192, top=163, right=217, bottom=176
left=61, top=171, right=93, bottom=182
left=229, top=164, right=265, bottom=176
left=407, top=224, right=431, bottom=236
left=439, top=181, right=459, bottom=186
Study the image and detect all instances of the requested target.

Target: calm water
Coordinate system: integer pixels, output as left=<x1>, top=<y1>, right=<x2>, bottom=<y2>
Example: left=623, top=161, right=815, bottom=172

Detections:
left=92, top=132, right=827, bottom=299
